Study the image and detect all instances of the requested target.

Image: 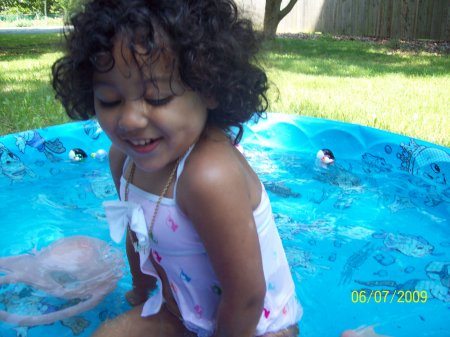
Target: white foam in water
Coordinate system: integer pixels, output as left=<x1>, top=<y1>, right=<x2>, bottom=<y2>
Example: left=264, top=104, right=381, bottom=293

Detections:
left=0, top=114, right=449, bottom=336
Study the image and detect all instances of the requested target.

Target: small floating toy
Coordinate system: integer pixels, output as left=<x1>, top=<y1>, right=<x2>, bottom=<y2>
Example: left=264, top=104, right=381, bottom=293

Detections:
left=316, top=149, right=335, bottom=168
left=91, top=149, right=108, bottom=161
left=68, top=148, right=88, bottom=162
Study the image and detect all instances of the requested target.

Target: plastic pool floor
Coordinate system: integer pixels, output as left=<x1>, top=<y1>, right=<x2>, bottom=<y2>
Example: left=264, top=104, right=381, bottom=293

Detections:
left=0, top=113, right=449, bottom=337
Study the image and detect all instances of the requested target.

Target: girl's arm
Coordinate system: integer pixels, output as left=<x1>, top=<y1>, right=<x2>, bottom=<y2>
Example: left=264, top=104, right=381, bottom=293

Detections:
left=178, top=144, right=266, bottom=337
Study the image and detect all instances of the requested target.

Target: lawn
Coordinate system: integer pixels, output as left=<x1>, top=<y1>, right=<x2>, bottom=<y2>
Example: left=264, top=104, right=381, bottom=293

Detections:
left=0, top=32, right=449, bottom=147
left=0, top=16, right=63, bottom=28
left=263, top=36, right=450, bottom=147
left=0, top=33, right=70, bottom=133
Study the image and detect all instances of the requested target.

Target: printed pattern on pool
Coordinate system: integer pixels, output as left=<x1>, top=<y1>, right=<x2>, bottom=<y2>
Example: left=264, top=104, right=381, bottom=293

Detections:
left=0, top=113, right=449, bottom=337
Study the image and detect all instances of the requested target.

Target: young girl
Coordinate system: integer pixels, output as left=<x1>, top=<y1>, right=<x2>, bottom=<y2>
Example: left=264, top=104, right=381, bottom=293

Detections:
left=52, top=1, right=392, bottom=336
left=52, top=0, right=302, bottom=336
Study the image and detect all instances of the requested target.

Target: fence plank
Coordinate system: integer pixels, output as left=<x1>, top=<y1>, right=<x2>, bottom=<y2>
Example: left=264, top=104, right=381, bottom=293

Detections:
left=379, top=0, right=393, bottom=37
left=430, top=0, right=448, bottom=40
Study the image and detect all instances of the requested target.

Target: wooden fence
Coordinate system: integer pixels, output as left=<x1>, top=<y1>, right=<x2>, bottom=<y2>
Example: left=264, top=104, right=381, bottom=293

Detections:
left=238, top=0, right=450, bottom=40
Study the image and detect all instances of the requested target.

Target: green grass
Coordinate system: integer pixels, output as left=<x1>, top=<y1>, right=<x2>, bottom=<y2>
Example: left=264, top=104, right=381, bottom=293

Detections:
left=0, top=33, right=449, bottom=147
left=0, top=17, right=63, bottom=28
left=263, top=37, right=450, bottom=147
left=0, top=33, right=70, bottom=134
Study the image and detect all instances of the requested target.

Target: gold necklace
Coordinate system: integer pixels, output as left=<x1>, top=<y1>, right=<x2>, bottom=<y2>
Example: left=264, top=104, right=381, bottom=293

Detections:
left=124, top=157, right=181, bottom=249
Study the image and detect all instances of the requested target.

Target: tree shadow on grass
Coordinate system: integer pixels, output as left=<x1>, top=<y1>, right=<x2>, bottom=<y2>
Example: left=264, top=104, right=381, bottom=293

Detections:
left=0, top=33, right=65, bottom=60
left=264, top=37, right=450, bottom=78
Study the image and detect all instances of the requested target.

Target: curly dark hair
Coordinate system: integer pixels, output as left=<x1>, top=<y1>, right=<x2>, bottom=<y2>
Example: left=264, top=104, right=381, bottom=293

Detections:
left=52, top=0, right=268, bottom=143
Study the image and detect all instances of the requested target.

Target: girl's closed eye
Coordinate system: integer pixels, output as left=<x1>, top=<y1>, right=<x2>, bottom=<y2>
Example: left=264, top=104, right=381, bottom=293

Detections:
left=98, top=99, right=121, bottom=108
left=145, top=95, right=173, bottom=107
left=95, top=96, right=173, bottom=108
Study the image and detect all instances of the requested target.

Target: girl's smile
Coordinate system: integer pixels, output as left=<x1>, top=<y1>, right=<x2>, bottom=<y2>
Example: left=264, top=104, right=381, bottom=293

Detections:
left=92, top=38, right=211, bottom=173
left=127, top=137, right=162, bottom=154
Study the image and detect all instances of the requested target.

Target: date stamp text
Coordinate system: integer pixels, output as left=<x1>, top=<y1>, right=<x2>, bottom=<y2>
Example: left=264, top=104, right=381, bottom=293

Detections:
left=351, top=290, right=428, bottom=304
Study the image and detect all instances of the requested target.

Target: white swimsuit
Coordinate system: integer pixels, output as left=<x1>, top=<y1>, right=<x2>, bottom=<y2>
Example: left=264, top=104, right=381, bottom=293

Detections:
left=103, top=147, right=302, bottom=336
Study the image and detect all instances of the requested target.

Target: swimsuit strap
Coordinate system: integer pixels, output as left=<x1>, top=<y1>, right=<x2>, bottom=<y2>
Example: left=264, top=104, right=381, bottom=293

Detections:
left=173, top=144, right=196, bottom=201
left=122, top=156, right=132, bottom=176
left=120, top=145, right=195, bottom=201
left=119, top=156, right=133, bottom=201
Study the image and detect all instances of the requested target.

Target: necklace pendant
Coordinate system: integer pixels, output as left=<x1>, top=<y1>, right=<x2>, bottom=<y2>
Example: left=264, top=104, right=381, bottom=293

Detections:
left=132, top=241, right=140, bottom=253
left=132, top=240, right=149, bottom=254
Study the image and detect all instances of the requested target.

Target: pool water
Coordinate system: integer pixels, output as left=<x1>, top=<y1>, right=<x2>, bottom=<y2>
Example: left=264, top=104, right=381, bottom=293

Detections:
left=0, top=114, right=449, bottom=337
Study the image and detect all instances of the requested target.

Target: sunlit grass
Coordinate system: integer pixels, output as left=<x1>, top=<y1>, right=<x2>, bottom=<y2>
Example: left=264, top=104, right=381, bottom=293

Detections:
left=1, top=33, right=449, bottom=148
left=0, top=17, right=63, bottom=28
left=264, top=37, right=450, bottom=147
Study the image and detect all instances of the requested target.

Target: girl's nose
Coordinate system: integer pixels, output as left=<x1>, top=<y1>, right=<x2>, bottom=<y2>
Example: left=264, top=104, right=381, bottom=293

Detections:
left=117, top=100, right=148, bottom=132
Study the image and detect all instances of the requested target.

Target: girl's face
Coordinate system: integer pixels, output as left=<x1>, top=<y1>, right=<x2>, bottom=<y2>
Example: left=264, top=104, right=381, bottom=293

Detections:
left=93, top=38, right=210, bottom=172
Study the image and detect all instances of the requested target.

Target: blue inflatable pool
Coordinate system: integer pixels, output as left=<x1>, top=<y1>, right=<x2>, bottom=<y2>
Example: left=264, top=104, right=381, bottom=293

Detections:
left=0, top=113, right=449, bottom=337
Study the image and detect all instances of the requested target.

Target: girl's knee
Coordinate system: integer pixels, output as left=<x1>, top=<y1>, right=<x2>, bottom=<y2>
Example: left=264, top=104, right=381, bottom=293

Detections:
left=259, top=324, right=300, bottom=337
left=93, top=305, right=189, bottom=337
left=92, top=305, right=147, bottom=337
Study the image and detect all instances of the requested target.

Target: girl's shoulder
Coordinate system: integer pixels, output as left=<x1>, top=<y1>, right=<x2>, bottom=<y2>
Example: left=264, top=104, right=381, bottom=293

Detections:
left=177, top=128, right=262, bottom=213
left=185, top=130, right=243, bottom=183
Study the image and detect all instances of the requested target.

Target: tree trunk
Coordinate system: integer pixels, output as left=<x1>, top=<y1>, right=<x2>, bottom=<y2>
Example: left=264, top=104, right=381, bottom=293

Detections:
left=263, top=0, right=299, bottom=39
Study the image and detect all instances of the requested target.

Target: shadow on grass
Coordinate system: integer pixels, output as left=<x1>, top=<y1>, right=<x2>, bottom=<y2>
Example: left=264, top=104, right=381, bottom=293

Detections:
left=0, top=33, right=65, bottom=60
left=264, top=37, right=450, bottom=78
